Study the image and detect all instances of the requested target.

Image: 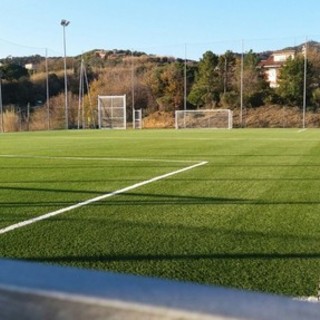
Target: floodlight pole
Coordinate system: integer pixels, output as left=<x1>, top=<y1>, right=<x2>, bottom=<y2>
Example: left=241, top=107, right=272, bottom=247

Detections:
left=61, top=19, right=70, bottom=130
left=0, top=72, right=3, bottom=133
left=302, top=37, right=307, bottom=129
left=131, top=50, right=135, bottom=128
left=184, top=43, right=187, bottom=111
left=45, top=48, right=50, bottom=130
left=240, top=39, right=244, bottom=128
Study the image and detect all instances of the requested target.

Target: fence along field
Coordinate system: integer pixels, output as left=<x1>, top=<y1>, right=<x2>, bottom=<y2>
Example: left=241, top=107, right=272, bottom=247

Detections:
left=0, top=129, right=320, bottom=299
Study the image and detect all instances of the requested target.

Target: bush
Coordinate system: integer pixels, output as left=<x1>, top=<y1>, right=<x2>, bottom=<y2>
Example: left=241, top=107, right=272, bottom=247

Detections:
left=220, top=91, right=239, bottom=109
left=2, top=109, right=19, bottom=132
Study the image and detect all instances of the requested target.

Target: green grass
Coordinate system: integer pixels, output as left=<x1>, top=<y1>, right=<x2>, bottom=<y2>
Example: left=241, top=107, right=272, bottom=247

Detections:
left=1, top=128, right=320, bottom=297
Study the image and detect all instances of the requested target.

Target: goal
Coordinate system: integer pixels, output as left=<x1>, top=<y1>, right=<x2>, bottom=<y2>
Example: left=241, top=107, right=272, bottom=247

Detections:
left=98, top=95, right=126, bottom=129
left=133, top=109, right=142, bottom=129
left=175, top=109, right=233, bottom=129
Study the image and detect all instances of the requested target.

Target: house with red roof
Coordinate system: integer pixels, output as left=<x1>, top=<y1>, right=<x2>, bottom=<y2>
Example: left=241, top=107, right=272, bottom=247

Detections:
left=259, top=49, right=296, bottom=88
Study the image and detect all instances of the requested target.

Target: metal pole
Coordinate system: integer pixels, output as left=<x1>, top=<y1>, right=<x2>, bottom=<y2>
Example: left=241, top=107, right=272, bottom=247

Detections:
left=0, top=76, right=3, bottom=133
left=224, top=55, right=227, bottom=95
left=184, top=43, right=187, bottom=111
left=240, top=40, right=244, bottom=127
left=61, top=19, right=70, bottom=130
left=45, top=48, right=50, bottom=130
left=303, top=37, right=307, bottom=129
left=78, top=59, right=83, bottom=130
left=131, top=50, right=135, bottom=128
left=27, top=103, right=30, bottom=131
left=83, top=63, right=94, bottom=128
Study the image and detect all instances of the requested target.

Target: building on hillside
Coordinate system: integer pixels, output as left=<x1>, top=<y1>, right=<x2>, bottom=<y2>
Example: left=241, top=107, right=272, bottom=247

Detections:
left=24, top=63, right=34, bottom=70
left=259, top=49, right=296, bottom=88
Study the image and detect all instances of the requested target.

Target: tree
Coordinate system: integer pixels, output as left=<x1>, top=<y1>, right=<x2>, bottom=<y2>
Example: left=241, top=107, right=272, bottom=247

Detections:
left=0, top=64, right=29, bottom=81
left=217, top=50, right=237, bottom=94
left=188, top=51, right=220, bottom=108
left=305, top=45, right=320, bottom=109
left=217, top=51, right=239, bottom=108
left=144, top=62, right=185, bottom=111
left=306, top=45, right=320, bottom=87
left=277, top=55, right=313, bottom=107
left=233, top=50, right=269, bottom=108
left=159, top=62, right=184, bottom=110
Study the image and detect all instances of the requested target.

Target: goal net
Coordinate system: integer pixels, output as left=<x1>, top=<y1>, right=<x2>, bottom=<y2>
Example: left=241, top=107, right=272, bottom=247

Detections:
left=98, top=95, right=126, bottom=129
left=175, top=109, right=233, bottom=129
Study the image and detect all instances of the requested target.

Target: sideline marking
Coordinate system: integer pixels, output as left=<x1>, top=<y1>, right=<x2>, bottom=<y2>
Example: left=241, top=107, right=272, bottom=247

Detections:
left=0, top=154, right=197, bottom=164
left=0, top=161, right=208, bottom=235
left=298, top=129, right=307, bottom=133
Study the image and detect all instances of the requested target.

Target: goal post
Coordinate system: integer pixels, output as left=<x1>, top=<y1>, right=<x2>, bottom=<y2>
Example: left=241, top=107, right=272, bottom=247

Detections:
left=175, top=109, right=233, bottom=129
left=133, top=109, right=142, bottom=129
left=98, top=95, right=126, bottom=129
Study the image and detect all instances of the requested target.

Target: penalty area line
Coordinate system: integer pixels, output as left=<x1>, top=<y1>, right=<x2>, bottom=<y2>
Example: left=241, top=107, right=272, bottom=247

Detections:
left=0, top=161, right=208, bottom=235
left=0, top=154, right=198, bottom=164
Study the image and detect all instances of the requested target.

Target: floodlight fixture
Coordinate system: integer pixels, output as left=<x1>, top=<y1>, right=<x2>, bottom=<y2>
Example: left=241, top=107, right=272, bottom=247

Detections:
left=61, top=19, right=70, bottom=27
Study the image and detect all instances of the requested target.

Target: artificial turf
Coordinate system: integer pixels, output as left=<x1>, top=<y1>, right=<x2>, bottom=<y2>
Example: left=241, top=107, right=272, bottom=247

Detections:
left=1, top=128, right=320, bottom=297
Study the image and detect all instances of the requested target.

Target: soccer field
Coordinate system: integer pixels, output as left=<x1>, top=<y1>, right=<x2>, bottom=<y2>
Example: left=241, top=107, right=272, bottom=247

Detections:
left=1, top=129, right=320, bottom=298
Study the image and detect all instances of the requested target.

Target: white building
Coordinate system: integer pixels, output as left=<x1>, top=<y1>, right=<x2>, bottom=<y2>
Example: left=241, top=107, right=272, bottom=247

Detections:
left=259, top=50, right=296, bottom=88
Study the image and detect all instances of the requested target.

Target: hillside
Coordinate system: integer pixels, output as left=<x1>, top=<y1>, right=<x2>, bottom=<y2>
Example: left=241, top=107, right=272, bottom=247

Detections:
left=1, top=40, right=320, bottom=131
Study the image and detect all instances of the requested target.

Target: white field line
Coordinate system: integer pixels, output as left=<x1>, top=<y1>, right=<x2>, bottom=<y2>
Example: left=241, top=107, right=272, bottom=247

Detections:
left=0, top=154, right=198, bottom=164
left=298, top=128, right=307, bottom=133
left=0, top=160, right=208, bottom=235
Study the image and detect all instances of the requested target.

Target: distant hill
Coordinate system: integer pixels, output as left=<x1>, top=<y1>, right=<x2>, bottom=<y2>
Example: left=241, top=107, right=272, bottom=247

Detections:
left=283, top=40, right=320, bottom=52
left=1, top=40, right=319, bottom=67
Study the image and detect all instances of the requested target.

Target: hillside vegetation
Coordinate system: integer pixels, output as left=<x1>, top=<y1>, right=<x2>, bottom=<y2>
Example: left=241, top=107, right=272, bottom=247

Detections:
left=1, top=43, right=320, bottom=131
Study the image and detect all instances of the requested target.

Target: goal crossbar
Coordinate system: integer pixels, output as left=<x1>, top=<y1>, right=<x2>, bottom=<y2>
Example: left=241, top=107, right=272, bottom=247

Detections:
left=175, top=109, right=233, bottom=129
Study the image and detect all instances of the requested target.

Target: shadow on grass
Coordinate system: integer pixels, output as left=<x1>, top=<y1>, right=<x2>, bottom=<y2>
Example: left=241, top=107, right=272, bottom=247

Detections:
left=14, top=215, right=320, bottom=265
left=0, top=185, right=111, bottom=195
left=1, top=188, right=320, bottom=209
left=5, top=211, right=320, bottom=268
left=0, top=188, right=248, bottom=209
left=25, top=252, right=320, bottom=264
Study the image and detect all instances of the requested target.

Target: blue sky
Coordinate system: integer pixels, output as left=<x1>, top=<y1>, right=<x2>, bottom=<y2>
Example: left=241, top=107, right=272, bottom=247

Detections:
left=1, top=0, right=320, bottom=60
